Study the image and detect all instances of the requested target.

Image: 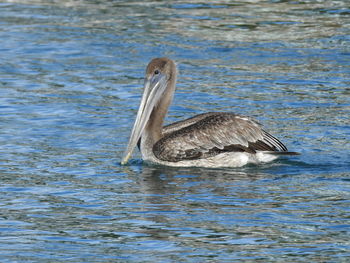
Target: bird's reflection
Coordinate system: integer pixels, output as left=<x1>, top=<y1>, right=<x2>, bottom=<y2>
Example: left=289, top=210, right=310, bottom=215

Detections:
left=137, top=163, right=271, bottom=196
left=119, top=162, right=276, bottom=240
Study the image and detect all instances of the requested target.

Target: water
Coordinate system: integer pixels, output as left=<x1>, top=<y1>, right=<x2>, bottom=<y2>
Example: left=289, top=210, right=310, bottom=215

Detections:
left=0, top=0, right=349, bottom=261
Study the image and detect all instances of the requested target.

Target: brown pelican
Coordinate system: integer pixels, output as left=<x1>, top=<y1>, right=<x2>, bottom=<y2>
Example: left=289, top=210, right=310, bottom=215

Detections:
left=121, top=57, right=298, bottom=168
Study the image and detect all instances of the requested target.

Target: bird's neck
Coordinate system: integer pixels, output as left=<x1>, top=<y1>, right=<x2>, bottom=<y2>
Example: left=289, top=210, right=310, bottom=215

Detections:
left=139, top=91, right=172, bottom=161
left=143, top=79, right=176, bottom=145
left=146, top=94, right=172, bottom=142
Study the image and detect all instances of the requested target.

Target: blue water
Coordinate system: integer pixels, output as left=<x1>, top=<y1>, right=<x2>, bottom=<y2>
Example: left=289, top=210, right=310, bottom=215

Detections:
left=0, top=1, right=349, bottom=262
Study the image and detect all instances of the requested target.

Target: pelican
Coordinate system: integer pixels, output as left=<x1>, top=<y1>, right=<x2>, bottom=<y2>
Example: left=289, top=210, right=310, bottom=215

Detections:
left=121, top=57, right=298, bottom=168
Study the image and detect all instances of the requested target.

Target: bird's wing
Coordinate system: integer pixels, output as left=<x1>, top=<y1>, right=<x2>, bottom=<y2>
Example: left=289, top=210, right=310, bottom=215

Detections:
left=162, top=112, right=218, bottom=136
left=153, top=112, right=288, bottom=162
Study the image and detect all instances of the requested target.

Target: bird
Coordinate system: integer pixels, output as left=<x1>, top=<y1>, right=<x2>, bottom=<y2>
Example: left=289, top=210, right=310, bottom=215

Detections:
left=121, top=57, right=299, bottom=168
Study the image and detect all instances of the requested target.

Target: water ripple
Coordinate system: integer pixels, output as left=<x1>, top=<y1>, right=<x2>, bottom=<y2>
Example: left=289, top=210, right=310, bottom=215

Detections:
left=0, top=0, right=349, bottom=262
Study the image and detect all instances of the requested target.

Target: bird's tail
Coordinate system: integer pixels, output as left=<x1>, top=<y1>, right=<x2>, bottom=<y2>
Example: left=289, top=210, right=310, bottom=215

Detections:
left=265, top=151, right=300, bottom=155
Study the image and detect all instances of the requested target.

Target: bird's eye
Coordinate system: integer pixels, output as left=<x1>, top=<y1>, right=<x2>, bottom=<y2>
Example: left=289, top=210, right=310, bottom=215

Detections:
left=154, top=70, right=159, bottom=75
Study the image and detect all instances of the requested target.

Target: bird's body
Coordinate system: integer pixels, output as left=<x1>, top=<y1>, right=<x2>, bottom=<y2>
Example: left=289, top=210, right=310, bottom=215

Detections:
left=121, top=58, right=298, bottom=168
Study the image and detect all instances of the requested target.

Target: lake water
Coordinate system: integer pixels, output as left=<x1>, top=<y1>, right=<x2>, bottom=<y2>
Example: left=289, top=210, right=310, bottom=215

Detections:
left=0, top=0, right=349, bottom=262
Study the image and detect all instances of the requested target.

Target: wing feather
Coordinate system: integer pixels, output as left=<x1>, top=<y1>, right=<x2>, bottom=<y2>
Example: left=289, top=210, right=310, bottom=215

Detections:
left=153, top=112, right=288, bottom=162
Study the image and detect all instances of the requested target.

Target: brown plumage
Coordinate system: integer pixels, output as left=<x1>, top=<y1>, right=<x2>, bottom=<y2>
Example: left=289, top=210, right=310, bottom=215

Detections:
left=121, top=58, right=298, bottom=168
left=153, top=112, right=293, bottom=162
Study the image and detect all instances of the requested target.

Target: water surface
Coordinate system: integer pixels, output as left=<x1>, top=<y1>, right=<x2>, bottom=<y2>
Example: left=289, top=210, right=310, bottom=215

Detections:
left=0, top=0, right=349, bottom=262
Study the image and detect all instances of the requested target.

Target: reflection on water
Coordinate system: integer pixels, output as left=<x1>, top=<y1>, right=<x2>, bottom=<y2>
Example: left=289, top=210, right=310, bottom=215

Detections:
left=0, top=0, right=349, bottom=261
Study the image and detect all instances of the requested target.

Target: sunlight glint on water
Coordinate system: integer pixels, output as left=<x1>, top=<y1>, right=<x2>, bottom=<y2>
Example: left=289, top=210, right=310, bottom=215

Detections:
left=0, top=1, right=349, bottom=262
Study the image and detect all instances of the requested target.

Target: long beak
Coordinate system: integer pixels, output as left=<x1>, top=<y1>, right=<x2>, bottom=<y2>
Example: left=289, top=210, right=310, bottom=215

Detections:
left=121, top=73, right=167, bottom=165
